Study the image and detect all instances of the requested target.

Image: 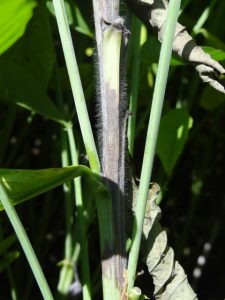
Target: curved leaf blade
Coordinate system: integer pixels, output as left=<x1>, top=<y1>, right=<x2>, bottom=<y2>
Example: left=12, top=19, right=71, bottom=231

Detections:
left=0, top=60, right=68, bottom=127
left=156, top=108, right=193, bottom=175
left=0, top=0, right=37, bottom=55
left=0, top=165, right=92, bottom=211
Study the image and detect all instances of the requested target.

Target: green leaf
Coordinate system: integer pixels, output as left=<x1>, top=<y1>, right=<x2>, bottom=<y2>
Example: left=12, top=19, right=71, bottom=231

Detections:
left=0, top=0, right=37, bottom=55
left=141, top=37, right=160, bottom=64
left=0, top=60, right=68, bottom=127
left=200, top=86, right=225, bottom=110
left=47, top=0, right=93, bottom=38
left=2, top=1, right=56, bottom=89
left=156, top=108, right=193, bottom=175
left=203, top=47, right=225, bottom=61
left=0, top=165, right=93, bottom=211
left=199, top=29, right=225, bottom=52
left=74, top=4, right=93, bottom=38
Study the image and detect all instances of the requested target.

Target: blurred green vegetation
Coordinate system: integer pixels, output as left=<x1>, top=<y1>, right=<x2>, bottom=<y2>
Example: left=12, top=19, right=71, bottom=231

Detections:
left=0, top=0, right=225, bottom=299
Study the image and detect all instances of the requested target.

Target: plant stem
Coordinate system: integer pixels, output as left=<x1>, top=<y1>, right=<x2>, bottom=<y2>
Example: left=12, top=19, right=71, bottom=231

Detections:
left=52, top=0, right=100, bottom=173
left=53, top=1, right=121, bottom=298
left=127, top=0, right=181, bottom=291
left=57, top=127, right=74, bottom=297
left=0, top=184, right=54, bottom=300
left=192, top=0, right=217, bottom=35
left=127, top=16, right=142, bottom=157
left=55, top=62, right=91, bottom=299
left=92, top=0, right=127, bottom=295
left=67, top=127, right=91, bottom=300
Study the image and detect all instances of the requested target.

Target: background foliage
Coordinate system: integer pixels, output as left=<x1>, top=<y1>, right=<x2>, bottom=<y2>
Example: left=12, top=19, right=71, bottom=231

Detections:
left=0, top=0, right=225, bottom=299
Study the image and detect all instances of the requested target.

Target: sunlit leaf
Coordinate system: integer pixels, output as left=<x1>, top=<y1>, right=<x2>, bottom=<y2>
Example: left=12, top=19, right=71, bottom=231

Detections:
left=2, top=1, right=56, bottom=89
left=200, top=85, right=225, bottom=110
left=203, top=47, right=225, bottom=62
left=156, top=108, right=193, bottom=175
left=0, top=165, right=93, bottom=211
left=0, top=0, right=37, bottom=55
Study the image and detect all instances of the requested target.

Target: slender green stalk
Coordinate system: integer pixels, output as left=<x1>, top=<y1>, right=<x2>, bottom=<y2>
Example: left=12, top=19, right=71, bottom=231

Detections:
left=67, top=127, right=92, bottom=300
left=127, top=16, right=142, bottom=156
left=52, top=0, right=100, bottom=173
left=0, top=184, right=54, bottom=300
left=0, top=226, right=19, bottom=300
left=192, top=0, right=217, bottom=35
left=127, top=0, right=181, bottom=291
left=54, top=60, right=76, bottom=296
left=55, top=63, right=91, bottom=300
left=57, top=127, right=74, bottom=296
left=53, top=2, right=119, bottom=299
left=61, top=130, right=73, bottom=259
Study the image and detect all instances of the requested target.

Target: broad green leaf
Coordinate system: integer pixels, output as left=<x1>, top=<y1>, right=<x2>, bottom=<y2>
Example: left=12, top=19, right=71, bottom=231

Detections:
left=141, top=37, right=160, bottom=64
left=200, top=86, right=225, bottom=110
left=203, top=47, right=225, bottom=61
left=170, top=55, right=185, bottom=66
left=0, top=0, right=37, bottom=55
left=0, top=165, right=93, bottom=211
left=156, top=108, right=193, bottom=175
left=0, top=60, right=68, bottom=127
left=2, top=1, right=56, bottom=88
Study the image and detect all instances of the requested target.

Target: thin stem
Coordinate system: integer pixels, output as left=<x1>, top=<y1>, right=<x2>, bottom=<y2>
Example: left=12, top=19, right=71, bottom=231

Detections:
left=55, top=63, right=91, bottom=300
left=57, top=127, right=74, bottom=296
left=67, top=127, right=92, bottom=300
left=0, top=184, right=54, bottom=300
left=54, top=61, right=75, bottom=297
left=52, top=0, right=100, bottom=173
left=192, top=0, right=217, bottom=35
left=127, top=16, right=142, bottom=157
left=0, top=226, right=19, bottom=300
left=127, top=0, right=181, bottom=291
